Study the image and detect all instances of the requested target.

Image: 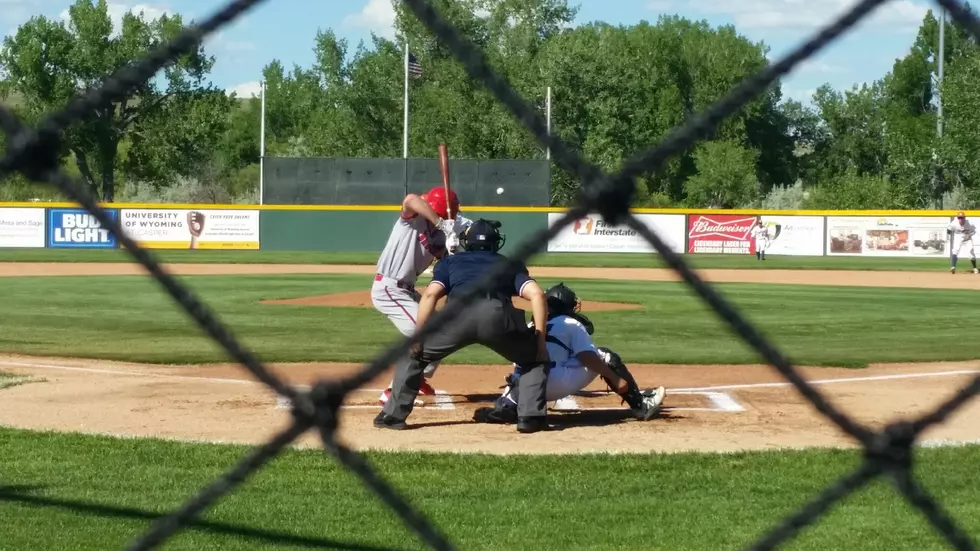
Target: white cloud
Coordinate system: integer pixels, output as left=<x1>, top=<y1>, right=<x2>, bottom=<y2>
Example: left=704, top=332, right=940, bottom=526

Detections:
left=785, top=87, right=817, bottom=103
left=798, top=59, right=846, bottom=73
left=343, top=0, right=396, bottom=39
left=656, top=0, right=928, bottom=31
left=228, top=81, right=261, bottom=98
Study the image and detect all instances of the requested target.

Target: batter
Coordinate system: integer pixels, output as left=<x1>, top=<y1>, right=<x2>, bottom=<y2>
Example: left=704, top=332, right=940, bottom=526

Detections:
left=371, top=186, right=473, bottom=404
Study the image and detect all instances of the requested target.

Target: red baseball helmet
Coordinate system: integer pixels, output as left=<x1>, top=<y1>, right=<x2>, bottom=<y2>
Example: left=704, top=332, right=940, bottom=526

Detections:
left=424, top=186, right=459, bottom=219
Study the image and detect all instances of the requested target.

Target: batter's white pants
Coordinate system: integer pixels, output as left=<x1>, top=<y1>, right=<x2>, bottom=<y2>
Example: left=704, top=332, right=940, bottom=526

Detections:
left=952, top=238, right=976, bottom=259
left=370, top=277, right=439, bottom=379
left=502, top=362, right=599, bottom=403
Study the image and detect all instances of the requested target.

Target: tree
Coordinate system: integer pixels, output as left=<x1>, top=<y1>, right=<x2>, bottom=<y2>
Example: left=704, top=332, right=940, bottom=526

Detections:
left=0, top=0, right=216, bottom=201
left=684, top=139, right=760, bottom=208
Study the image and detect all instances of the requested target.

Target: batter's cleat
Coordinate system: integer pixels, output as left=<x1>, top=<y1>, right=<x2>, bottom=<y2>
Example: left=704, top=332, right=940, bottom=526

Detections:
left=377, top=389, right=424, bottom=407
left=378, top=379, right=435, bottom=405
left=473, top=405, right=518, bottom=424
left=951, top=266, right=957, bottom=274
left=517, top=416, right=549, bottom=434
left=373, top=412, right=407, bottom=430
left=973, top=269, right=978, bottom=274
left=631, top=386, right=667, bottom=421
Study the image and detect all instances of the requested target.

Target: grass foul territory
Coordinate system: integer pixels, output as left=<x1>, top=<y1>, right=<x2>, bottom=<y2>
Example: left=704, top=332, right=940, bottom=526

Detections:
left=3, top=428, right=980, bottom=551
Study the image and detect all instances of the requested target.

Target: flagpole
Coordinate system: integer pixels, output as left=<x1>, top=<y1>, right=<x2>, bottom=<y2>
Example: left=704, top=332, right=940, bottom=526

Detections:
left=402, top=40, right=410, bottom=196
left=403, top=40, right=410, bottom=159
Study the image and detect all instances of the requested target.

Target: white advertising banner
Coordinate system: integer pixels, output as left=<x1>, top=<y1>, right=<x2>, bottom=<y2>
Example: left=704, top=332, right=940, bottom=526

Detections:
left=119, top=209, right=260, bottom=249
left=826, top=216, right=950, bottom=256
left=546, top=213, right=686, bottom=253
left=0, top=208, right=45, bottom=248
left=758, top=215, right=824, bottom=256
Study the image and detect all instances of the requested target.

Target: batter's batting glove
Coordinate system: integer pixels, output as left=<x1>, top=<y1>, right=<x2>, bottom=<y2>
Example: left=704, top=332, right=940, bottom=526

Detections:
left=437, top=218, right=455, bottom=236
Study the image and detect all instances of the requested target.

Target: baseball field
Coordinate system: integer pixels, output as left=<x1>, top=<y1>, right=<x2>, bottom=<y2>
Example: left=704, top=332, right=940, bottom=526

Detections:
left=2, top=249, right=980, bottom=550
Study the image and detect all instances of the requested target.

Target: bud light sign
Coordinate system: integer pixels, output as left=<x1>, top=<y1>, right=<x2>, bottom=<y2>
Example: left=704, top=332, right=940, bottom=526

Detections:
left=48, top=208, right=118, bottom=248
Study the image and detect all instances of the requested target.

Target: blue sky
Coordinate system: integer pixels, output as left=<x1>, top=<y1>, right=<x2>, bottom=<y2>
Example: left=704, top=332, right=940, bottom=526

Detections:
left=2, top=0, right=937, bottom=105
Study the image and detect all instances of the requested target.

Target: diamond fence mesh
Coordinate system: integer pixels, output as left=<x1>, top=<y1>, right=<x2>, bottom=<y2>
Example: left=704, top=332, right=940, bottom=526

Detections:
left=2, top=0, right=979, bottom=549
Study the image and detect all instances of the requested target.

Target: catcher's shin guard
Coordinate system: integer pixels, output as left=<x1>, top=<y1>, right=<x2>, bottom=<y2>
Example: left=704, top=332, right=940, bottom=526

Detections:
left=597, top=346, right=646, bottom=410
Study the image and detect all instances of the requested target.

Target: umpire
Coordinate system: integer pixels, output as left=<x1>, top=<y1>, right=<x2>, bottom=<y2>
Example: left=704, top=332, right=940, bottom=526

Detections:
left=374, top=219, right=552, bottom=433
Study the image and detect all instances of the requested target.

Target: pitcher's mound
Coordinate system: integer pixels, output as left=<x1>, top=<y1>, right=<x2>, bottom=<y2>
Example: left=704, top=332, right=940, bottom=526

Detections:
left=261, top=291, right=641, bottom=311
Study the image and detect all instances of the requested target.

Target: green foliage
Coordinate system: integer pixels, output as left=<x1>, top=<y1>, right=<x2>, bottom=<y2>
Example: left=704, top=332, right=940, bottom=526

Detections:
left=684, top=140, right=761, bottom=208
left=803, top=169, right=899, bottom=210
left=0, top=0, right=219, bottom=201
left=761, top=180, right=807, bottom=210
left=4, top=1, right=979, bottom=208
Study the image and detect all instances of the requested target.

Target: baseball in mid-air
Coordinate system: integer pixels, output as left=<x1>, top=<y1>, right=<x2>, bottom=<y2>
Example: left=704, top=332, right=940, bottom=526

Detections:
left=496, top=187, right=504, bottom=194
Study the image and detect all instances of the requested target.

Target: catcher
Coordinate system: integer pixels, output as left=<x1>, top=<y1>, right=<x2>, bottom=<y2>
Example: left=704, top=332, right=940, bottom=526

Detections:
left=474, top=282, right=666, bottom=424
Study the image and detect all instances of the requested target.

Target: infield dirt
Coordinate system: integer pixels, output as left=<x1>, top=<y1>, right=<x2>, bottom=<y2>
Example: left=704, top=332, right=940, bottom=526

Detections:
left=1, top=262, right=979, bottom=455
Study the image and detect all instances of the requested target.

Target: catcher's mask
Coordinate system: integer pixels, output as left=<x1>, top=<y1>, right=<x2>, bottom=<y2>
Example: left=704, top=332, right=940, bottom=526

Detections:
left=545, top=282, right=581, bottom=317
left=462, top=218, right=505, bottom=252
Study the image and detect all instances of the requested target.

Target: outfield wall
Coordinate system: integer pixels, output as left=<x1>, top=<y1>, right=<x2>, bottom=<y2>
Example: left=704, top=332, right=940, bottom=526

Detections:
left=0, top=202, right=966, bottom=257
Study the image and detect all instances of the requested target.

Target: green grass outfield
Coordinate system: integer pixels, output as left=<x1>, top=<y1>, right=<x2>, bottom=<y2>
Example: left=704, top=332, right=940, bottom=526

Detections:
left=0, top=274, right=972, bottom=366
left=0, top=248, right=957, bottom=271
left=1, top=427, right=977, bottom=550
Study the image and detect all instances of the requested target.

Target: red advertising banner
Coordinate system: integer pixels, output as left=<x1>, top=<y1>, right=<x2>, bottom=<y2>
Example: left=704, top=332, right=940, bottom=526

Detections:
left=687, top=214, right=757, bottom=254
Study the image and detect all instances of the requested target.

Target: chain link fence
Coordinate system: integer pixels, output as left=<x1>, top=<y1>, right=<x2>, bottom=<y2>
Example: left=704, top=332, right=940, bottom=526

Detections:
left=2, top=0, right=979, bottom=549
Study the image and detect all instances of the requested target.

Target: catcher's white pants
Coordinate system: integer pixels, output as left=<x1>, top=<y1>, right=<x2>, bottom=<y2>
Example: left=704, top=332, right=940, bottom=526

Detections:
left=952, top=238, right=976, bottom=259
left=371, top=278, right=439, bottom=379
left=503, top=362, right=599, bottom=403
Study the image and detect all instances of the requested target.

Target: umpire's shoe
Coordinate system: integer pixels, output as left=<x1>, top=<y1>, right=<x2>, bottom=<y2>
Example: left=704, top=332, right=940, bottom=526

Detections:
left=517, top=416, right=548, bottom=434
left=373, top=412, right=407, bottom=430
left=473, top=405, right=518, bottom=424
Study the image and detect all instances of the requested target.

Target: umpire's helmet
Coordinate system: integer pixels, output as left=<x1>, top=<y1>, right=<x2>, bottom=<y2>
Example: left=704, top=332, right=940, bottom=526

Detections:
left=463, top=218, right=505, bottom=252
left=546, top=282, right=581, bottom=316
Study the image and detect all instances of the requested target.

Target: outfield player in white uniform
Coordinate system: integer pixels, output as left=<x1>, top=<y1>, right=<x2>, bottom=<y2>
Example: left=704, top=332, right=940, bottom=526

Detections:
left=473, top=283, right=666, bottom=424
left=947, top=211, right=978, bottom=274
left=752, top=218, right=770, bottom=261
left=372, top=186, right=473, bottom=404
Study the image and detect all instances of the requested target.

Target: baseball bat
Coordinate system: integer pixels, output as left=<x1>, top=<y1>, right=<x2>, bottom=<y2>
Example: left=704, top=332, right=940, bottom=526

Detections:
left=438, top=143, right=454, bottom=219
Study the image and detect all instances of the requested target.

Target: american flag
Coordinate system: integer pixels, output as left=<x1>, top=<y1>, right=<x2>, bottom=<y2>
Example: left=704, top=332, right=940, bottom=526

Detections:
left=408, top=52, right=423, bottom=78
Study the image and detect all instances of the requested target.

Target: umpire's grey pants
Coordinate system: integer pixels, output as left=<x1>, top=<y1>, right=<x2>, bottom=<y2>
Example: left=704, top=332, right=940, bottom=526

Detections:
left=382, top=298, right=550, bottom=422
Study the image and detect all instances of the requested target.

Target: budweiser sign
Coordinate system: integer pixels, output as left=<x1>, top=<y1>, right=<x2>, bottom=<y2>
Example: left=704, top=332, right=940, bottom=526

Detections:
left=688, top=214, right=757, bottom=254
left=688, top=216, right=756, bottom=239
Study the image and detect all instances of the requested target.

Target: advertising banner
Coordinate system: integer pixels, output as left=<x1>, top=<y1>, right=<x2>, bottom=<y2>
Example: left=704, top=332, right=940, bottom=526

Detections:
left=687, top=214, right=758, bottom=254
left=826, top=216, right=950, bottom=256
left=546, top=213, right=685, bottom=253
left=0, top=208, right=45, bottom=248
left=757, top=215, right=825, bottom=256
left=119, top=209, right=260, bottom=249
left=48, top=208, right=118, bottom=248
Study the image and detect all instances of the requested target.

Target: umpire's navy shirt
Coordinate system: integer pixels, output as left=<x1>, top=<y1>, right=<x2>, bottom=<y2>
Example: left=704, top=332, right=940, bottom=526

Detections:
left=431, top=251, right=534, bottom=303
